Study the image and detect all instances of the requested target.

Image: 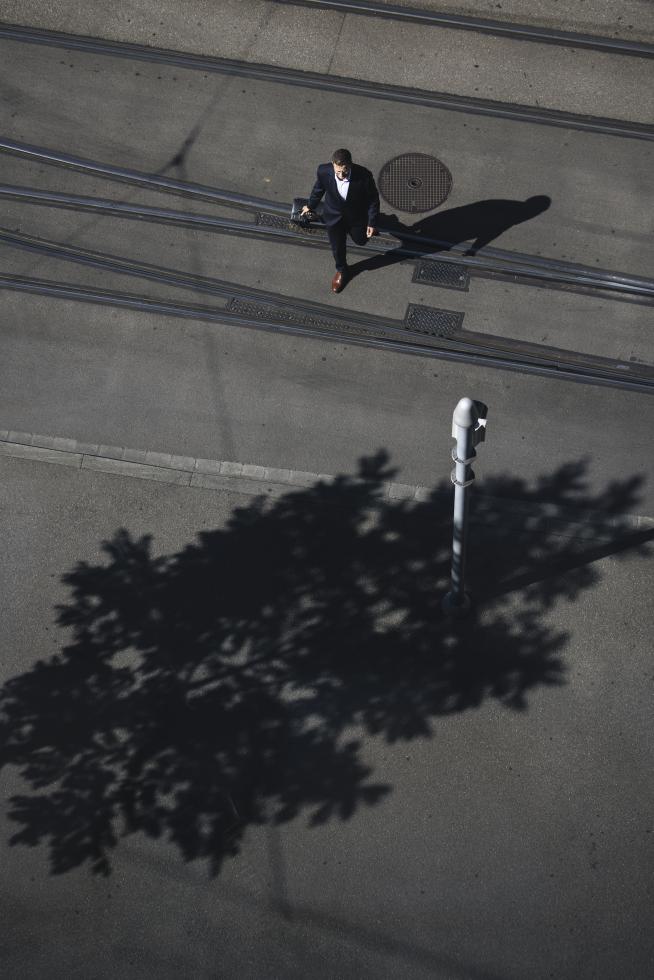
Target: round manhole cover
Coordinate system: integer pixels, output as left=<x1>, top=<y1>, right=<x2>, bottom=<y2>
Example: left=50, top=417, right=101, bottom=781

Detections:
left=378, top=153, right=452, bottom=213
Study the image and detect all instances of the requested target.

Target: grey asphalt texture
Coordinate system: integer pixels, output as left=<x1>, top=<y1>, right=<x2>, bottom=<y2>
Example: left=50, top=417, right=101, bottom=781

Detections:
left=291, top=0, right=654, bottom=44
left=3, top=0, right=654, bottom=117
left=1, top=2, right=653, bottom=978
left=1, top=453, right=653, bottom=980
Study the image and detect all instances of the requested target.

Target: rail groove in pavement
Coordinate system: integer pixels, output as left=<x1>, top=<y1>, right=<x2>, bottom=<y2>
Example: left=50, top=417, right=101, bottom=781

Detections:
left=273, top=0, right=654, bottom=58
left=0, top=23, right=652, bottom=141
left=2, top=185, right=652, bottom=305
left=1, top=268, right=652, bottom=393
left=1, top=143, right=652, bottom=303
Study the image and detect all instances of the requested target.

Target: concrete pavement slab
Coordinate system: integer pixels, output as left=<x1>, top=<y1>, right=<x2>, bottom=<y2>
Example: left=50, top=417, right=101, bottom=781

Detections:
left=4, top=0, right=653, bottom=45
left=81, top=454, right=192, bottom=485
left=0, top=440, right=82, bottom=467
left=2, top=0, right=653, bottom=118
left=354, top=0, right=654, bottom=42
left=326, top=13, right=654, bottom=122
left=0, top=0, right=346, bottom=73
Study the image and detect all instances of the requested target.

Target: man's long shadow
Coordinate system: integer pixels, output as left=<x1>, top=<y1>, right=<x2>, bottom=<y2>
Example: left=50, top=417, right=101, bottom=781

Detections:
left=1, top=453, right=650, bottom=879
left=349, top=195, right=551, bottom=279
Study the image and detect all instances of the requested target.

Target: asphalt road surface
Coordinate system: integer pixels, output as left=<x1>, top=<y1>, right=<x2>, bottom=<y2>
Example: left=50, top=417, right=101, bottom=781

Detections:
left=1, top=3, right=653, bottom=978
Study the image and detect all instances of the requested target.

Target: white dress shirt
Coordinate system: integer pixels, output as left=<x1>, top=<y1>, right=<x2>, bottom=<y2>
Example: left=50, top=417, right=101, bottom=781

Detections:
left=335, top=172, right=350, bottom=200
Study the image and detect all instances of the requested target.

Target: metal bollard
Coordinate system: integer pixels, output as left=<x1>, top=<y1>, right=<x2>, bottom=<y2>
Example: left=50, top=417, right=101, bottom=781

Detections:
left=442, top=397, right=488, bottom=615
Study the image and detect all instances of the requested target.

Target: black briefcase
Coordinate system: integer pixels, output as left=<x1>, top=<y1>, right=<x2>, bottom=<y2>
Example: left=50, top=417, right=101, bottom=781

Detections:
left=290, top=197, right=323, bottom=226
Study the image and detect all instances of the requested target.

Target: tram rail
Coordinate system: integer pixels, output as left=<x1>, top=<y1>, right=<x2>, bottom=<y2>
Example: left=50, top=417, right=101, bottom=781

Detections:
left=1, top=173, right=652, bottom=304
left=272, top=0, right=654, bottom=58
left=0, top=23, right=652, bottom=141
left=1, top=237, right=652, bottom=394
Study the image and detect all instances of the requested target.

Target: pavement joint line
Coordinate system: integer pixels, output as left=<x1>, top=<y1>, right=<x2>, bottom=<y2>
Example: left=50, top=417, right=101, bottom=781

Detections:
left=0, top=440, right=84, bottom=469
left=1, top=431, right=653, bottom=530
left=273, top=0, right=654, bottom=58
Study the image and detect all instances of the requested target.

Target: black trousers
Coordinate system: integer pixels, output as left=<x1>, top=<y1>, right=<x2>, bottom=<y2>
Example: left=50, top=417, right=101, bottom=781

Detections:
left=326, top=220, right=368, bottom=272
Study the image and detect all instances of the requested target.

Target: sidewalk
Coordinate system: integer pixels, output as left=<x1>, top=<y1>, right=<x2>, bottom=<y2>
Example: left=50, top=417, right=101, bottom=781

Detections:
left=1, top=451, right=653, bottom=979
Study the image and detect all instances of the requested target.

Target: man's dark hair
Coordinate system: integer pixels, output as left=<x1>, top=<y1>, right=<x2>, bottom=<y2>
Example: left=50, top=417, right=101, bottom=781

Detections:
left=331, top=148, right=352, bottom=165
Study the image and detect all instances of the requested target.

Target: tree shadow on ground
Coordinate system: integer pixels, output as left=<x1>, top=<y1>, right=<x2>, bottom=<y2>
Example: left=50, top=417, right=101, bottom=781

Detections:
left=348, top=195, right=551, bottom=280
left=1, top=453, right=650, bottom=877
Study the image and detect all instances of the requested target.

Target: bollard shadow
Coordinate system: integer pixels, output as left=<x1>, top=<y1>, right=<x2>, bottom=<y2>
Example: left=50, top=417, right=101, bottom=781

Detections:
left=347, top=195, right=551, bottom=280
left=1, top=453, right=650, bottom=878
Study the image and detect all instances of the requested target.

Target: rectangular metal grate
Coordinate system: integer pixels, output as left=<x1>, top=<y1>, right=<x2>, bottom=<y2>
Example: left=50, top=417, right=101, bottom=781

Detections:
left=229, top=297, right=349, bottom=332
left=228, top=298, right=406, bottom=343
left=412, top=259, right=470, bottom=291
left=257, top=212, right=321, bottom=235
left=404, top=304, right=464, bottom=337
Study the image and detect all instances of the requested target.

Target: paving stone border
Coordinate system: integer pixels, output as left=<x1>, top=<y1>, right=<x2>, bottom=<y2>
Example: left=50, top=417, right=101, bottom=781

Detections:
left=1, top=430, right=652, bottom=534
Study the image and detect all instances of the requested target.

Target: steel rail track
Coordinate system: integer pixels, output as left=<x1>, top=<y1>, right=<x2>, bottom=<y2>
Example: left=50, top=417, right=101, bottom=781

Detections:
left=3, top=225, right=645, bottom=367
left=2, top=138, right=650, bottom=291
left=4, top=226, right=652, bottom=386
left=0, top=140, right=282, bottom=214
left=0, top=183, right=290, bottom=234
left=0, top=227, right=388, bottom=329
left=273, top=0, right=654, bottom=58
left=2, top=177, right=653, bottom=303
left=0, top=23, right=652, bottom=141
left=0, top=258, right=651, bottom=392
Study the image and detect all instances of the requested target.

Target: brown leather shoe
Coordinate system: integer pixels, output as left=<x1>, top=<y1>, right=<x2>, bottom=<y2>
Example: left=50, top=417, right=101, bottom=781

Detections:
left=331, top=270, right=346, bottom=293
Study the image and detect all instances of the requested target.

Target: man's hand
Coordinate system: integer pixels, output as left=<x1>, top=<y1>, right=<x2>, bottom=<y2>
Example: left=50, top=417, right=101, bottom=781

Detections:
left=366, top=226, right=378, bottom=238
left=301, top=205, right=313, bottom=216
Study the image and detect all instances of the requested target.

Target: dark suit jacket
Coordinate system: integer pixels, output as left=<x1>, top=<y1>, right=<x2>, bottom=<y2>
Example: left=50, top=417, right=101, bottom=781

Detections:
left=308, top=163, right=380, bottom=228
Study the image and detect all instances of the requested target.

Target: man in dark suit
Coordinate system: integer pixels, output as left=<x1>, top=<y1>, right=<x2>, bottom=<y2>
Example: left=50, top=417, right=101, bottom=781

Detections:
left=301, top=148, right=380, bottom=293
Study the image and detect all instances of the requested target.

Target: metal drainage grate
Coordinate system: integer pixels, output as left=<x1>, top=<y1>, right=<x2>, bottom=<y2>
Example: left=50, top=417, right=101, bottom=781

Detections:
left=378, top=153, right=452, bottom=213
left=404, top=304, right=464, bottom=337
left=228, top=299, right=408, bottom=343
left=229, top=298, right=351, bottom=333
left=412, top=259, right=469, bottom=291
left=257, top=212, right=320, bottom=235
